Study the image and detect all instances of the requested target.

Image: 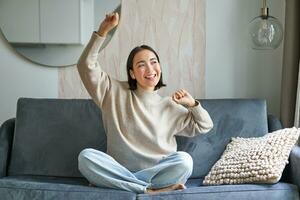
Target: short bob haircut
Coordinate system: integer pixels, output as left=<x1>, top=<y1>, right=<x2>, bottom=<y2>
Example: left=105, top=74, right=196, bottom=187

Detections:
left=126, top=45, right=166, bottom=91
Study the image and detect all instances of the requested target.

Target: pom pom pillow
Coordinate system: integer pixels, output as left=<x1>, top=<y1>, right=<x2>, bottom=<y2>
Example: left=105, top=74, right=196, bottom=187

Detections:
left=203, top=127, right=300, bottom=186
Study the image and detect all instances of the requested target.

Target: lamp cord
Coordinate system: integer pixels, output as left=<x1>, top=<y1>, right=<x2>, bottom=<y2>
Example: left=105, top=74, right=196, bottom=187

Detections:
left=262, top=0, right=267, bottom=8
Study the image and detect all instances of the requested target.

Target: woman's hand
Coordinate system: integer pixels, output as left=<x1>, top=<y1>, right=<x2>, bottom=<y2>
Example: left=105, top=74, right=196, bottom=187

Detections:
left=97, top=12, right=119, bottom=37
left=172, top=89, right=197, bottom=107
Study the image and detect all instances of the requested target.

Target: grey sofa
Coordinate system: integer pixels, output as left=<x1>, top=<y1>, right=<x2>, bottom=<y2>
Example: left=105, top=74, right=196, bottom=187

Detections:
left=0, top=98, right=300, bottom=200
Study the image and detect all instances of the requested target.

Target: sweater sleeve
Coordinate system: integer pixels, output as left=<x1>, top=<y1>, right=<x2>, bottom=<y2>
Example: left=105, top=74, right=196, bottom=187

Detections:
left=77, top=32, right=113, bottom=109
left=175, top=100, right=213, bottom=137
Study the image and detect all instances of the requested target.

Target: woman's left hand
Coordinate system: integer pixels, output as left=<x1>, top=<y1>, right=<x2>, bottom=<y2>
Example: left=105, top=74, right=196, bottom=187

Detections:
left=172, top=89, right=196, bottom=107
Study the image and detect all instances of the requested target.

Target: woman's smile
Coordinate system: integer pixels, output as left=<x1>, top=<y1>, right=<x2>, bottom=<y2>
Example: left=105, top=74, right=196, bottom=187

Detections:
left=144, top=74, right=157, bottom=81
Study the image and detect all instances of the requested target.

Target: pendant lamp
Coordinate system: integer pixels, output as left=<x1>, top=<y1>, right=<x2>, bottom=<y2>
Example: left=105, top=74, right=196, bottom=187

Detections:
left=249, top=0, right=283, bottom=50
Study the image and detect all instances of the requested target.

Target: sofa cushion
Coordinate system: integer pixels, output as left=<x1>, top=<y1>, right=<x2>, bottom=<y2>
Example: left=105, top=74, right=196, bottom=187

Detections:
left=138, top=180, right=299, bottom=200
left=177, top=99, right=268, bottom=178
left=203, top=127, right=300, bottom=185
left=0, top=176, right=136, bottom=200
left=8, top=98, right=106, bottom=178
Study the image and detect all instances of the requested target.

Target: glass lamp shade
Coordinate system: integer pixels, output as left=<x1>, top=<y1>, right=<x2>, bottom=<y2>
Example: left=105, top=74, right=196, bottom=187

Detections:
left=249, top=16, right=283, bottom=50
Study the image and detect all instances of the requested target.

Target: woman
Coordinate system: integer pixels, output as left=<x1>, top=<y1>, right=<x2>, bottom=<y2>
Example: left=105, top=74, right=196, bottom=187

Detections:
left=77, top=12, right=213, bottom=194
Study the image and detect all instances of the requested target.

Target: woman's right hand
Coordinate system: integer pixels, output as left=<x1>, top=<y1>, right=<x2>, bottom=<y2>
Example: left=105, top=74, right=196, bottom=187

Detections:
left=97, top=12, right=119, bottom=37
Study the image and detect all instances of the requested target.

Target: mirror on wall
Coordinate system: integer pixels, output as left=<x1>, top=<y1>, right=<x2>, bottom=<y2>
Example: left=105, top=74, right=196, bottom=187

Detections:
left=0, top=0, right=121, bottom=67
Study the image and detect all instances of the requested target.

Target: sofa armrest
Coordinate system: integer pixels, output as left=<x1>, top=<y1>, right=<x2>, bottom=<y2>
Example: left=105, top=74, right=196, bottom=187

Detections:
left=0, top=118, right=15, bottom=177
left=286, top=145, right=300, bottom=188
left=267, top=114, right=283, bottom=132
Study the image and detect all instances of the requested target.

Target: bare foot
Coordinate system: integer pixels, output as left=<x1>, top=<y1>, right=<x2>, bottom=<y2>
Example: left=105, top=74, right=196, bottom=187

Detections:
left=146, top=183, right=186, bottom=194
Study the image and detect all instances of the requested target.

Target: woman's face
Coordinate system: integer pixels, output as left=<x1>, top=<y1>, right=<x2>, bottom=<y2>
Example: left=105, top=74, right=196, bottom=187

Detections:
left=130, top=49, right=161, bottom=91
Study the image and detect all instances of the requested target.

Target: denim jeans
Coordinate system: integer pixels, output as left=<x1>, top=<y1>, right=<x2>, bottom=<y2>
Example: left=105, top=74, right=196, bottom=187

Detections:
left=78, top=148, right=193, bottom=193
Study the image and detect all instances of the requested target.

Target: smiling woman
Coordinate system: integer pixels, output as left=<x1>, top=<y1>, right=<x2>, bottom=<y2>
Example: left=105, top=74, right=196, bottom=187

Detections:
left=0, top=0, right=121, bottom=67
left=126, top=45, right=165, bottom=91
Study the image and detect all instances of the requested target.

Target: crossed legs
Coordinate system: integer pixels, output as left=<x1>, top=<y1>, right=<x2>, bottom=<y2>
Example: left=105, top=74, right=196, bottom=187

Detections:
left=78, top=148, right=193, bottom=194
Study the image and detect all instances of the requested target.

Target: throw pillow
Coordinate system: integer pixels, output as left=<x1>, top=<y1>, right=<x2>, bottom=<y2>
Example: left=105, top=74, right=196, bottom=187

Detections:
left=203, top=127, right=300, bottom=186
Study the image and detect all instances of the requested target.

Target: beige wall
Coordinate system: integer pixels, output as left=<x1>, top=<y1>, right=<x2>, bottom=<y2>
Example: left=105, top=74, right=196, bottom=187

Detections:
left=0, top=0, right=286, bottom=124
left=58, top=0, right=206, bottom=99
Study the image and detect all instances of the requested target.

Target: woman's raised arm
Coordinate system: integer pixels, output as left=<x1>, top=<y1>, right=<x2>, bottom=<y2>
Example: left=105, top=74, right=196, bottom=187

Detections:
left=77, top=13, right=119, bottom=108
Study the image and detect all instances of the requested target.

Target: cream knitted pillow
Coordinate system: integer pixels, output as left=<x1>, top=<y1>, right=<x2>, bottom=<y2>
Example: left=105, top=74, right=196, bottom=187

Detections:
left=203, top=127, right=300, bottom=186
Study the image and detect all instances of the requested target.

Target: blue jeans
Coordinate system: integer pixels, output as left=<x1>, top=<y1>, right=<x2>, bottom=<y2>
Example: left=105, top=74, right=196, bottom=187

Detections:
left=78, top=148, right=193, bottom=193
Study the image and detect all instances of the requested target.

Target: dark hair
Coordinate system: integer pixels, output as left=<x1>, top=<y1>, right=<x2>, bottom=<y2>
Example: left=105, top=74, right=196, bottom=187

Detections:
left=126, top=45, right=166, bottom=90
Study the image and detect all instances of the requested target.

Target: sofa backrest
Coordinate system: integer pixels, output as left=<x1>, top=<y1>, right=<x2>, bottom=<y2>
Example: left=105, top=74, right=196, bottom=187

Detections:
left=177, top=99, right=268, bottom=178
left=8, top=98, right=106, bottom=178
left=8, top=98, right=268, bottom=179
